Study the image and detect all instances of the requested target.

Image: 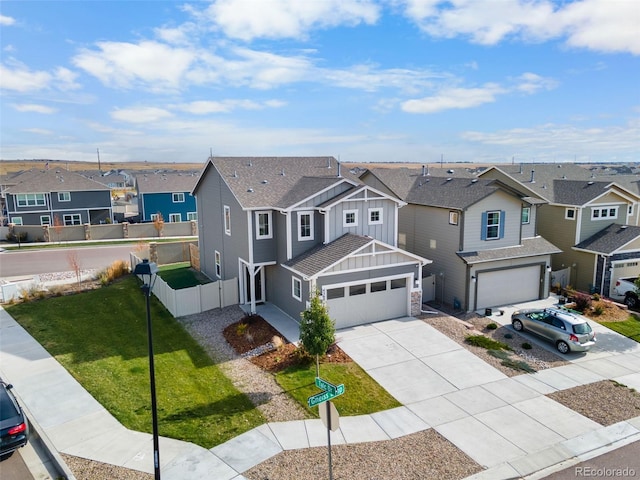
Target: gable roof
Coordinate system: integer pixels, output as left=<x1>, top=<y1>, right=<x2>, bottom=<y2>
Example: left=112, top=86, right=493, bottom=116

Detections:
left=573, top=224, right=640, bottom=255
left=364, top=166, right=476, bottom=199
left=193, top=156, right=361, bottom=210
left=4, top=169, right=111, bottom=194
left=283, top=232, right=429, bottom=279
left=136, top=172, right=200, bottom=194
left=457, top=236, right=562, bottom=264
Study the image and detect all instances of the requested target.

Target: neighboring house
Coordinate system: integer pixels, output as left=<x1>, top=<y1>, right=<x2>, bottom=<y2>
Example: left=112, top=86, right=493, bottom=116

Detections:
left=4, top=169, right=113, bottom=226
left=361, top=166, right=560, bottom=312
left=480, top=164, right=640, bottom=296
left=136, top=172, right=199, bottom=222
left=192, top=156, right=431, bottom=329
left=79, top=170, right=130, bottom=189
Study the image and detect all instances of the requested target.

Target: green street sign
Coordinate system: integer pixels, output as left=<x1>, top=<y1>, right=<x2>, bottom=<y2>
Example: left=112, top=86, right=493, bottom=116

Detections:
left=308, top=377, right=345, bottom=407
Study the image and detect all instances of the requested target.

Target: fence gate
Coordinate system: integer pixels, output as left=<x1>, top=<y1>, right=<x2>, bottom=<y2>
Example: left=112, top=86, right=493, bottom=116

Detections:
left=422, top=274, right=436, bottom=302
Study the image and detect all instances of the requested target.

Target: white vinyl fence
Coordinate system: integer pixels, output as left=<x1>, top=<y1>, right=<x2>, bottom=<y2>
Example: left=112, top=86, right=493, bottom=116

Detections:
left=131, top=254, right=238, bottom=317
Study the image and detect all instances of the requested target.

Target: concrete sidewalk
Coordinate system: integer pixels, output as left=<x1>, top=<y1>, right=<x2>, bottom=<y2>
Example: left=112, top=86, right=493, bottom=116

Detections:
left=2, top=299, right=640, bottom=480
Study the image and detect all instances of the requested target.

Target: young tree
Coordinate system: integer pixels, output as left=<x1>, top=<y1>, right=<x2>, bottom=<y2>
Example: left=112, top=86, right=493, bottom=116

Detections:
left=299, top=289, right=335, bottom=377
left=153, top=213, right=164, bottom=237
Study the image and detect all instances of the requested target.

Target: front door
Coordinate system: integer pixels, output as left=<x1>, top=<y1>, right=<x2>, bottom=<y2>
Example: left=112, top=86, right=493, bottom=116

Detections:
left=244, top=265, right=264, bottom=304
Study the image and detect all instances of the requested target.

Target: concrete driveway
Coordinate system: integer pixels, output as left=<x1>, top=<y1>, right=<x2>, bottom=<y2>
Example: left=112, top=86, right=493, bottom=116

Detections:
left=335, top=298, right=640, bottom=477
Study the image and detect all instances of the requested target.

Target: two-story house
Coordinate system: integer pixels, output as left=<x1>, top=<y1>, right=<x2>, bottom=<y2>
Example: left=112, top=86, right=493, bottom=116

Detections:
left=192, top=156, right=431, bottom=329
left=4, top=169, right=113, bottom=226
left=136, top=172, right=199, bottom=223
left=361, top=166, right=560, bottom=312
left=480, top=164, right=640, bottom=297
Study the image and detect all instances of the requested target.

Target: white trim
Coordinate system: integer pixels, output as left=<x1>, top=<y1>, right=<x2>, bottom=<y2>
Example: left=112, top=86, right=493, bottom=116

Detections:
left=169, top=213, right=181, bottom=222
left=297, top=211, right=314, bottom=241
left=214, top=250, right=221, bottom=278
left=368, top=207, right=383, bottom=225
left=292, top=277, right=302, bottom=301
left=591, top=205, right=619, bottom=221
left=58, top=191, right=71, bottom=202
left=343, top=209, right=358, bottom=227
left=255, top=211, right=273, bottom=239
left=565, top=208, right=576, bottom=220
left=224, top=205, right=231, bottom=235
left=449, top=211, right=459, bottom=225
left=172, top=192, right=185, bottom=203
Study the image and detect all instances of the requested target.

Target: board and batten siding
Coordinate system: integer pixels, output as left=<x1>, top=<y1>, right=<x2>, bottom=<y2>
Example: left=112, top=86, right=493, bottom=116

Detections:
left=463, top=190, right=522, bottom=251
left=325, top=197, right=397, bottom=245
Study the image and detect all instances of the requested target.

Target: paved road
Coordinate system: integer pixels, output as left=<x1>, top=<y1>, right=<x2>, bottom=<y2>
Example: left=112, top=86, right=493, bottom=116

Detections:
left=0, top=244, right=133, bottom=277
left=0, top=450, right=34, bottom=480
left=542, top=440, right=640, bottom=479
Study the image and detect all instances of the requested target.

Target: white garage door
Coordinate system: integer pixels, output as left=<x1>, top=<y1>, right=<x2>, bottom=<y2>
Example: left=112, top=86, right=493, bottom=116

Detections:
left=477, top=265, right=540, bottom=310
left=326, top=278, right=409, bottom=329
left=609, top=260, right=640, bottom=297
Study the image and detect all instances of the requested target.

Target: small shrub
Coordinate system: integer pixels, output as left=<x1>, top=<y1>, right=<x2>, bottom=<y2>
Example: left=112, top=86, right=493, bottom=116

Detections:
left=98, top=260, right=130, bottom=285
left=48, top=285, right=66, bottom=297
left=593, top=303, right=604, bottom=316
left=504, top=332, right=513, bottom=339
left=592, top=293, right=601, bottom=301
left=501, top=358, right=535, bottom=373
left=573, top=292, right=592, bottom=312
left=465, top=335, right=511, bottom=351
left=521, top=342, right=532, bottom=350
left=272, top=336, right=284, bottom=349
left=244, top=332, right=254, bottom=344
left=486, top=322, right=498, bottom=330
left=236, top=322, right=249, bottom=336
left=487, top=349, right=510, bottom=360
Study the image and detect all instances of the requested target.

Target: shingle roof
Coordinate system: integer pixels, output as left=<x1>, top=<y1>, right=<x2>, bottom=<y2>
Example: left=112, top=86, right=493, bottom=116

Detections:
left=4, top=169, right=111, bottom=193
left=204, top=157, right=360, bottom=209
left=457, top=236, right=562, bottom=264
left=136, top=172, right=200, bottom=193
left=574, top=224, right=640, bottom=255
left=366, top=167, right=476, bottom=199
left=284, top=233, right=373, bottom=277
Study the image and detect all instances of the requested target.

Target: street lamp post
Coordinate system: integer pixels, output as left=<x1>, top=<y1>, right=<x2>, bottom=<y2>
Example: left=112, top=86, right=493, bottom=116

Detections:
left=133, top=259, right=161, bottom=480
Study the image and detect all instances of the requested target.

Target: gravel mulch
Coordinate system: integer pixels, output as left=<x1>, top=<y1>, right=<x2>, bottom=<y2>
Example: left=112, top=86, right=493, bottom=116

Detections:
left=244, top=429, right=483, bottom=480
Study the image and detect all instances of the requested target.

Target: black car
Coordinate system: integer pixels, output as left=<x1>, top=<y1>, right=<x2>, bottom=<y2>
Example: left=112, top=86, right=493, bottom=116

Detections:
left=0, top=381, right=28, bottom=458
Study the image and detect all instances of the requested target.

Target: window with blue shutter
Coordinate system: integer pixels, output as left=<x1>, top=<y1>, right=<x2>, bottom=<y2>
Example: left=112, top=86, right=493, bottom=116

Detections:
left=482, top=210, right=505, bottom=240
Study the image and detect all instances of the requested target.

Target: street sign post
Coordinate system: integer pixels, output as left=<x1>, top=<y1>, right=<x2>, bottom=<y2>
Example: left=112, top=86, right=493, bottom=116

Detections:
left=308, top=377, right=345, bottom=407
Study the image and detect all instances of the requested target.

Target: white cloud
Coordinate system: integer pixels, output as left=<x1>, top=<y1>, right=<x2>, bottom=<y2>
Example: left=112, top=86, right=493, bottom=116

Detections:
left=0, top=62, right=53, bottom=92
left=72, top=41, right=197, bottom=90
left=513, top=72, right=558, bottom=94
left=0, top=15, right=16, bottom=26
left=402, top=84, right=505, bottom=113
left=203, top=0, right=380, bottom=41
left=22, top=128, right=54, bottom=136
left=173, top=99, right=286, bottom=114
left=401, top=0, right=639, bottom=55
left=12, top=104, right=57, bottom=114
left=461, top=121, right=640, bottom=157
left=111, top=106, right=173, bottom=124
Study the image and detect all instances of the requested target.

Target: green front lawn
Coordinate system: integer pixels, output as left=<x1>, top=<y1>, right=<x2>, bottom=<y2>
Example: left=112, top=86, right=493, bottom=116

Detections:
left=6, top=277, right=262, bottom=448
left=275, top=362, right=401, bottom=417
left=600, top=315, right=640, bottom=343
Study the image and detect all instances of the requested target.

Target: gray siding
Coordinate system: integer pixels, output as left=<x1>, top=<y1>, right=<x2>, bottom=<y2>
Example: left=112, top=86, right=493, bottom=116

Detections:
left=251, top=210, right=277, bottom=263
left=325, top=197, right=397, bottom=245
left=579, top=202, right=627, bottom=243
left=289, top=210, right=324, bottom=259
left=463, top=190, right=522, bottom=251
left=196, top=166, right=249, bottom=282
left=265, top=265, right=307, bottom=321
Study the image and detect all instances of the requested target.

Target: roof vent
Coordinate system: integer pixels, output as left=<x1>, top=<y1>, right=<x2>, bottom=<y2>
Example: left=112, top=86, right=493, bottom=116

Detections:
left=281, top=168, right=285, bottom=176
left=247, top=188, right=254, bottom=193
left=471, top=178, right=478, bottom=183
left=327, top=158, right=332, bottom=169
left=530, top=170, right=535, bottom=183
left=248, top=160, right=252, bottom=167
left=421, top=165, right=426, bottom=176
left=232, top=170, right=238, bottom=178
left=446, top=178, right=452, bottom=182
left=588, top=181, right=594, bottom=185
left=261, top=179, right=268, bottom=184
left=447, top=169, right=454, bottom=174
left=621, top=225, right=628, bottom=229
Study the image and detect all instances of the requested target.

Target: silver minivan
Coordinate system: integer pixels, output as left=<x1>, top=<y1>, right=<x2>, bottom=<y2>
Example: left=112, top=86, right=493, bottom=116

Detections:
left=511, top=308, right=596, bottom=354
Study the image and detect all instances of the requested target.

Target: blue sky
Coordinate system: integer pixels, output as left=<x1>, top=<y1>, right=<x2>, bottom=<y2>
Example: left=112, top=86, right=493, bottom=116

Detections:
left=1, top=0, right=638, bottom=165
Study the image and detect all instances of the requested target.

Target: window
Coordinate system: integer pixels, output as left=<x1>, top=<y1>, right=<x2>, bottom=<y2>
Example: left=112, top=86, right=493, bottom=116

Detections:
left=368, top=208, right=383, bottom=225
left=292, top=277, right=302, bottom=301
left=215, top=251, right=221, bottom=278
left=565, top=208, right=576, bottom=220
left=12, top=217, right=23, bottom=225
left=58, top=192, right=71, bottom=202
left=482, top=210, right=503, bottom=240
left=40, top=215, right=51, bottom=225
left=521, top=207, right=530, bottom=225
left=591, top=206, right=618, bottom=220
left=64, top=214, right=81, bottom=226
left=349, top=284, right=366, bottom=296
left=326, top=287, right=344, bottom=299
left=224, top=205, right=231, bottom=235
left=370, top=281, right=387, bottom=292
left=169, top=213, right=181, bottom=222
left=187, top=212, right=197, bottom=221
left=343, top=209, right=358, bottom=227
left=629, top=205, right=634, bottom=215
left=172, top=192, right=185, bottom=203
left=297, top=211, right=314, bottom=241
left=150, top=213, right=160, bottom=221
left=390, top=278, right=406, bottom=289
left=17, top=193, right=45, bottom=207
left=449, top=211, right=459, bottom=225
left=255, top=211, right=272, bottom=239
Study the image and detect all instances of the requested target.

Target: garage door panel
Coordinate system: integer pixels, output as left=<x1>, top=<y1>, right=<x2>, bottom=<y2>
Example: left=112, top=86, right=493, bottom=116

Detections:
left=327, top=279, right=408, bottom=329
left=477, top=266, right=540, bottom=310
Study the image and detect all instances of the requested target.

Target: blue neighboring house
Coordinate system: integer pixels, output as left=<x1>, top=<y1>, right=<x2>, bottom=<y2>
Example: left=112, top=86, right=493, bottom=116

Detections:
left=136, top=172, right=199, bottom=222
